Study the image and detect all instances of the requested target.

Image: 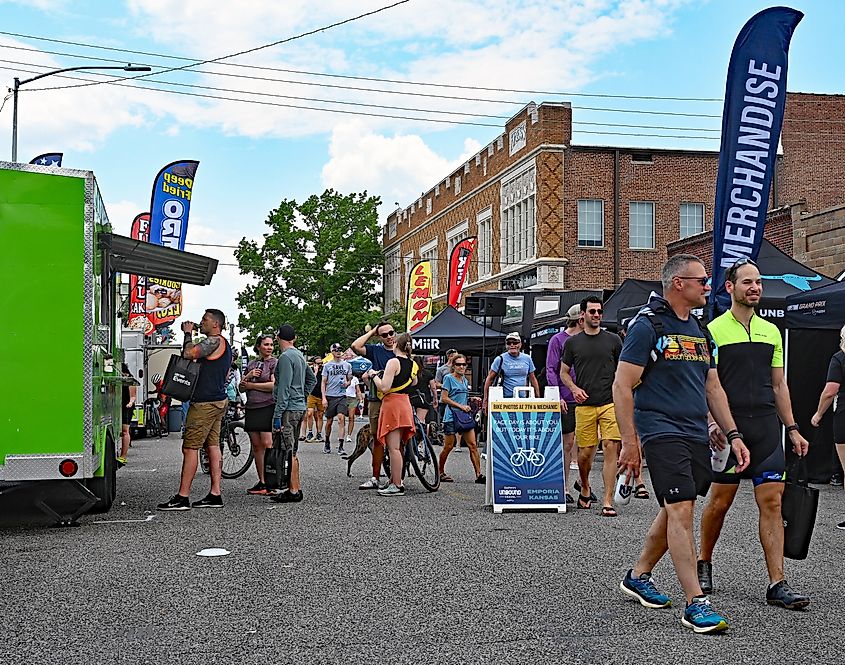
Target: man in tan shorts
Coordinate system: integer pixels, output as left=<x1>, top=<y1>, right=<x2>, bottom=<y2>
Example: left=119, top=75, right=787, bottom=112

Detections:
left=158, top=308, right=231, bottom=511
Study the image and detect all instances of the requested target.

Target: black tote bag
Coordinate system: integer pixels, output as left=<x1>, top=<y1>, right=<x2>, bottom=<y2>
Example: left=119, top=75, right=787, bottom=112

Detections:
left=782, top=457, right=819, bottom=561
left=162, top=355, right=200, bottom=402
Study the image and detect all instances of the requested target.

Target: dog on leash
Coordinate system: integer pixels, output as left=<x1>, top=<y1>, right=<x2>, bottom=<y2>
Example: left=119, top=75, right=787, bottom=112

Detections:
left=342, top=424, right=373, bottom=477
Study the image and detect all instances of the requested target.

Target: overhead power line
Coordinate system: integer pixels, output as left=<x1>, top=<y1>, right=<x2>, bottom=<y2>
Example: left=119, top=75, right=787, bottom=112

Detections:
left=20, top=0, right=411, bottom=92
left=0, top=29, right=724, bottom=103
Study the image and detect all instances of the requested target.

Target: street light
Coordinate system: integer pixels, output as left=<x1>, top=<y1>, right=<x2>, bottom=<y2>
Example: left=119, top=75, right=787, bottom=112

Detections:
left=10, top=63, right=152, bottom=162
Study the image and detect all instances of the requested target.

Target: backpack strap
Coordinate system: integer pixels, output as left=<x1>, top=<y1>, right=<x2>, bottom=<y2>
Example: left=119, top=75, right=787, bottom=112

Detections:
left=492, top=353, right=507, bottom=386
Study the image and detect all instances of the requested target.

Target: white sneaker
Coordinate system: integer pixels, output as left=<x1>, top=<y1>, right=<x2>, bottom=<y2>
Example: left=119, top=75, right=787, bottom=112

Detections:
left=569, top=460, right=579, bottom=470
left=345, top=436, right=352, bottom=445
left=377, top=483, right=405, bottom=496
left=359, top=477, right=379, bottom=490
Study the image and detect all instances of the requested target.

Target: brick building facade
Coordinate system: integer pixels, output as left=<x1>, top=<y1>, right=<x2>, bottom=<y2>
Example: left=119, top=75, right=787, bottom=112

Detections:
left=382, top=93, right=845, bottom=311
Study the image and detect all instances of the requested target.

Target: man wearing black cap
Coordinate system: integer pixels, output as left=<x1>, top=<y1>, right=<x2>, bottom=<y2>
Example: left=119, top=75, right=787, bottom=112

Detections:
left=322, top=343, right=353, bottom=455
left=271, top=324, right=317, bottom=503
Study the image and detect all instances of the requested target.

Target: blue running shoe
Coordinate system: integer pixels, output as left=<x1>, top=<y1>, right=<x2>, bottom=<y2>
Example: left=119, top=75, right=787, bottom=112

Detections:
left=620, top=569, right=672, bottom=609
left=681, top=596, right=729, bottom=633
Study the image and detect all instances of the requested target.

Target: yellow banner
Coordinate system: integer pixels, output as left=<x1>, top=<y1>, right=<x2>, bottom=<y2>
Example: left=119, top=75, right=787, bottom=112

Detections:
left=406, top=260, right=433, bottom=333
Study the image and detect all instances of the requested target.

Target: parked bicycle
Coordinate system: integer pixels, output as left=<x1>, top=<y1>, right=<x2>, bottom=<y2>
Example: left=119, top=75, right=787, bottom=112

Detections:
left=383, top=412, right=440, bottom=492
left=144, top=397, right=168, bottom=438
left=199, top=401, right=252, bottom=479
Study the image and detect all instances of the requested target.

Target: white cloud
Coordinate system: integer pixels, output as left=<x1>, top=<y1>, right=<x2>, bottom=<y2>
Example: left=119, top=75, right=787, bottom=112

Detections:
left=321, top=120, right=481, bottom=216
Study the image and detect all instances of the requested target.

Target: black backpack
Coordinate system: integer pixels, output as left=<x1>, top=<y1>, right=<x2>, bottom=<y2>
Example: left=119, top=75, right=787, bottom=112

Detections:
left=627, top=301, right=715, bottom=384
left=264, top=432, right=290, bottom=491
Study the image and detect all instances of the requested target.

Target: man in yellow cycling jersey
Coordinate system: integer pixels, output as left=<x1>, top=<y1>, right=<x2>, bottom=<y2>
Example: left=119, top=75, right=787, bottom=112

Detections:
left=698, top=258, right=810, bottom=610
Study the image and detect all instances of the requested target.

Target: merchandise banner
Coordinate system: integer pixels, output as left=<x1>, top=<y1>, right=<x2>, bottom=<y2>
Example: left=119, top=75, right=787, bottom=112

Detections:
left=127, top=213, right=154, bottom=335
left=406, top=260, right=433, bottom=333
left=29, top=152, right=63, bottom=167
left=709, top=7, right=802, bottom=315
left=447, top=236, right=477, bottom=308
left=148, top=160, right=199, bottom=251
left=485, top=386, right=566, bottom=513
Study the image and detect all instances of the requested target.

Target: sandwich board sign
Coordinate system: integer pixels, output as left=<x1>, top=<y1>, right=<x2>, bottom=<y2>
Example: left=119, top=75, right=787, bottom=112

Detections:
left=485, top=387, right=566, bottom=513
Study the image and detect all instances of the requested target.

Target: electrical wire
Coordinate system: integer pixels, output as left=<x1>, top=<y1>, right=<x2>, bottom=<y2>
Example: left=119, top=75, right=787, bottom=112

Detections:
left=0, top=29, right=724, bottom=103
left=17, top=1, right=412, bottom=93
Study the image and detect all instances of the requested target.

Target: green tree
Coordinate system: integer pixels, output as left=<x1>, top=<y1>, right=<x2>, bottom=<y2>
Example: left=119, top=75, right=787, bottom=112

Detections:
left=235, top=190, right=383, bottom=355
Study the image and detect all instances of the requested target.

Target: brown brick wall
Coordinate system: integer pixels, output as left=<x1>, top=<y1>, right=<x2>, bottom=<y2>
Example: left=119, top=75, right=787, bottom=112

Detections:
left=563, top=149, right=719, bottom=288
left=779, top=93, right=845, bottom=214
left=794, top=204, right=845, bottom=278
left=666, top=203, right=797, bottom=270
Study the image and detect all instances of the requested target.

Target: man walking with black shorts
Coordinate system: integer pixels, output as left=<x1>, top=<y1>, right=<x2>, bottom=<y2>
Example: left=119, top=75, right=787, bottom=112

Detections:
left=698, top=258, right=810, bottom=609
left=614, top=254, right=749, bottom=633
left=322, top=343, right=352, bottom=455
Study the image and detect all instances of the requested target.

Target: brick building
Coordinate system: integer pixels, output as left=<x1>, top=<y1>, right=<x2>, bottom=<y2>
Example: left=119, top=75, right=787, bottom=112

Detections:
left=382, top=93, right=845, bottom=311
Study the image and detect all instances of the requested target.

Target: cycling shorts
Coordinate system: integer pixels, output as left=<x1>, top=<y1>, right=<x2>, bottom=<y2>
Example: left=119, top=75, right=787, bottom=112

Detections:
left=642, top=437, right=711, bottom=507
left=713, top=413, right=784, bottom=486
left=834, top=410, right=845, bottom=445
left=561, top=404, right=576, bottom=435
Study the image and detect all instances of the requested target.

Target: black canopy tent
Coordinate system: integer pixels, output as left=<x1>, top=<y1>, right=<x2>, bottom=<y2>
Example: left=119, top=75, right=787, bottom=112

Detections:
left=604, top=240, right=833, bottom=331
left=410, top=306, right=507, bottom=356
left=785, top=281, right=845, bottom=482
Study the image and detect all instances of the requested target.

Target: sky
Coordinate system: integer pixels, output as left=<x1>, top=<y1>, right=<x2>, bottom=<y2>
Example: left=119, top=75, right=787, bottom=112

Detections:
left=0, top=0, right=842, bottom=344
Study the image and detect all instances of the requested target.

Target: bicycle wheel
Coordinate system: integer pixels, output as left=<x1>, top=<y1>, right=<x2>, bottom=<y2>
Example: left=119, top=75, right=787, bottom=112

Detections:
left=199, top=448, right=210, bottom=475
left=220, top=422, right=253, bottom=479
left=407, top=432, right=440, bottom=492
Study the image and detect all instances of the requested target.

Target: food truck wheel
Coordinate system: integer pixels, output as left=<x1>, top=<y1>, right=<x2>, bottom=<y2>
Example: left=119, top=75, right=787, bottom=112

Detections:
left=86, top=434, right=117, bottom=513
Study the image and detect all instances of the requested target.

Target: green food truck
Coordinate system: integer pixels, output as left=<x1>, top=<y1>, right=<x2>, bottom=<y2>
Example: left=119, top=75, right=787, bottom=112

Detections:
left=0, top=161, right=217, bottom=524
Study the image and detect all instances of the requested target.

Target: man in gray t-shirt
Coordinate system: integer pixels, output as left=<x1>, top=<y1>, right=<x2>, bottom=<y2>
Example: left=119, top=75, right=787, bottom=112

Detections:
left=322, top=343, right=353, bottom=454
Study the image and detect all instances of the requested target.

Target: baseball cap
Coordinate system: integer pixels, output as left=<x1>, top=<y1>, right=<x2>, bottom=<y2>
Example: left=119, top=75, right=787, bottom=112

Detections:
left=566, top=304, right=582, bottom=323
left=330, top=343, right=343, bottom=352
left=505, top=331, right=521, bottom=342
left=276, top=324, right=296, bottom=341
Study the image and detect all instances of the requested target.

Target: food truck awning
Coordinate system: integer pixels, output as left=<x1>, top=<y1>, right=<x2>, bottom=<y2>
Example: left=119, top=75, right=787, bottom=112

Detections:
left=102, top=233, right=218, bottom=286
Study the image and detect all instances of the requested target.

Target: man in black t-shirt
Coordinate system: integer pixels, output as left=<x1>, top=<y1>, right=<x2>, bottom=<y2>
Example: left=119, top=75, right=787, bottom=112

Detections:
left=560, top=296, right=623, bottom=515
left=811, top=340, right=845, bottom=529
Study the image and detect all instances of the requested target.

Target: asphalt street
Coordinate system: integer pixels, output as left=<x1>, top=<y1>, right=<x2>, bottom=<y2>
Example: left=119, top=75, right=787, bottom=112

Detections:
left=1, top=422, right=843, bottom=665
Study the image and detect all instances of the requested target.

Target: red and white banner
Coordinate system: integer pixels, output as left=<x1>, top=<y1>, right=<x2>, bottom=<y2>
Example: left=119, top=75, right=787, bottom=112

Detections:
left=127, top=213, right=154, bottom=335
left=447, top=236, right=477, bottom=308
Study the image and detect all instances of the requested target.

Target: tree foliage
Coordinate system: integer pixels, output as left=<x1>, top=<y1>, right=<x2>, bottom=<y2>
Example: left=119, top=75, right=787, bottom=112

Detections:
left=235, top=190, right=383, bottom=355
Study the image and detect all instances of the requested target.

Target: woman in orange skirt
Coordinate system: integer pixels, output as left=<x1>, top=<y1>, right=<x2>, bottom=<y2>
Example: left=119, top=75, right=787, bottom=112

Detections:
left=370, top=332, right=417, bottom=496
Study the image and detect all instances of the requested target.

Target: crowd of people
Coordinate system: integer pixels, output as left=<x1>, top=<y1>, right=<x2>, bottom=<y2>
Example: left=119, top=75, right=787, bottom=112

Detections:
left=125, top=251, right=845, bottom=635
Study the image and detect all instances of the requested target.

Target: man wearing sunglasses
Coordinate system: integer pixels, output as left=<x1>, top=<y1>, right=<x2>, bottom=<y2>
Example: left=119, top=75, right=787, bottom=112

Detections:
left=698, top=257, right=810, bottom=610
left=614, top=254, right=749, bottom=633
left=560, top=296, right=623, bottom=516
left=482, top=332, right=541, bottom=409
left=351, top=321, right=398, bottom=489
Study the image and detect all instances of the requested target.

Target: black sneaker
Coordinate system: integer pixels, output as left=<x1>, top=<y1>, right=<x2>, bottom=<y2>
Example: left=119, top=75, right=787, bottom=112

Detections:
left=191, top=493, right=223, bottom=508
left=157, top=494, right=190, bottom=511
left=837, top=520, right=845, bottom=530
left=271, top=490, right=303, bottom=503
left=697, top=560, right=713, bottom=595
left=766, top=580, right=810, bottom=610
left=323, top=444, right=331, bottom=454
left=831, top=473, right=844, bottom=487
left=573, top=480, right=598, bottom=503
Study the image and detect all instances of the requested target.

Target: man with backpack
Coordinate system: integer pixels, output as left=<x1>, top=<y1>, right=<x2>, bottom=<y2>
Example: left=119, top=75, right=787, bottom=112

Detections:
left=482, top=332, right=541, bottom=408
left=613, top=254, right=749, bottom=633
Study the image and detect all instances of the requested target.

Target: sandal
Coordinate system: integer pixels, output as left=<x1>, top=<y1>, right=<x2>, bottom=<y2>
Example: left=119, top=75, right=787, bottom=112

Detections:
left=601, top=506, right=618, bottom=517
left=634, top=484, right=650, bottom=499
left=577, top=494, right=592, bottom=509
left=440, top=473, right=454, bottom=482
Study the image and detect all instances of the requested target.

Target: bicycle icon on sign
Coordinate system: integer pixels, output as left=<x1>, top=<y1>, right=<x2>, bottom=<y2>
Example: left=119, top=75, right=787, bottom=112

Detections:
left=509, top=447, right=546, bottom=479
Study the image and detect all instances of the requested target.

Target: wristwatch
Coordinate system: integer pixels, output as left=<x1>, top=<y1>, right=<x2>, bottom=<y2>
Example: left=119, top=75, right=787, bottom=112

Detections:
left=785, top=424, right=800, bottom=433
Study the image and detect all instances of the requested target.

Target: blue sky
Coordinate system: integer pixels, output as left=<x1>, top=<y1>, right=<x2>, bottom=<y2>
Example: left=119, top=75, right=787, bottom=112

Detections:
left=0, top=0, right=842, bottom=338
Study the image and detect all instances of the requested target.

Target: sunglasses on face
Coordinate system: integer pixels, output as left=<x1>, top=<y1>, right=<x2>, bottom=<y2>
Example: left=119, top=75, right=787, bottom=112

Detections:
left=676, top=276, right=709, bottom=286
left=453, top=362, right=467, bottom=366
left=506, top=340, right=520, bottom=346
left=587, top=308, right=603, bottom=314
left=379, top=330, right=395, bottom=338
